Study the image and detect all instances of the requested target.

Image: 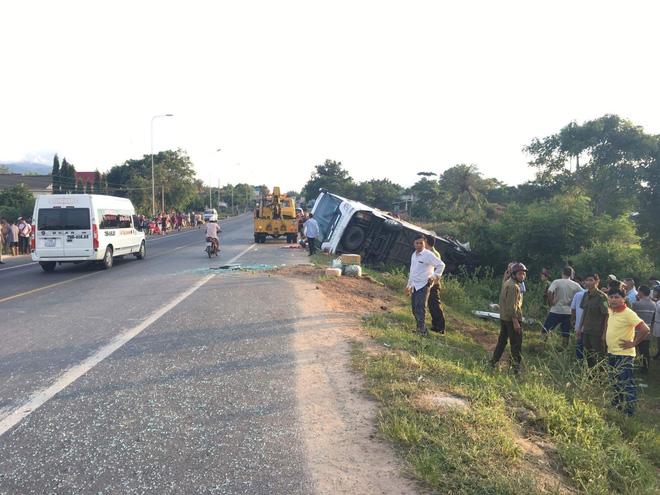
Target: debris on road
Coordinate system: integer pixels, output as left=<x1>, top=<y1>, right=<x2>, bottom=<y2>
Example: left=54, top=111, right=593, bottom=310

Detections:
left=187, top=264, right=279, bottom=275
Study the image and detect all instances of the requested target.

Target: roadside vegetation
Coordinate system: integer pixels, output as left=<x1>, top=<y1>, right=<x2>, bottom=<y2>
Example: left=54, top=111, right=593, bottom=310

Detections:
left=310, top=254, right=660, bottom=493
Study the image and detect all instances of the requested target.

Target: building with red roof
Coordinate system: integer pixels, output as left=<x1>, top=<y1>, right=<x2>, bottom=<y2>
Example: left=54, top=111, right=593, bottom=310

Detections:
left=74, top=171, right=100, bottom=185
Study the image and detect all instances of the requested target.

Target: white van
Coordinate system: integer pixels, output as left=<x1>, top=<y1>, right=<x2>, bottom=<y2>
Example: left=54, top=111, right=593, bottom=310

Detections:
left=31, top=194, right=146, bottom=271
left=203, top=208, right=218, bottom=222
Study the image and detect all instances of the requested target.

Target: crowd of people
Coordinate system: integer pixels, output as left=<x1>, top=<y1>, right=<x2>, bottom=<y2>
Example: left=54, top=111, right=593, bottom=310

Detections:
left=404, top=234, right=659, bottom=417
left=0, top=216, right=33, bottom=263
left=496, top=261, right=659, bottom=416
left=136, top=212, right=205, bottom=235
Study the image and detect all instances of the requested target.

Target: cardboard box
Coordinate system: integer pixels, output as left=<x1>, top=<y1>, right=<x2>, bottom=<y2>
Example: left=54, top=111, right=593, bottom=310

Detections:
left=341, top=253, right=361, bottom=265
left=325, top=268, right=342, bottom=277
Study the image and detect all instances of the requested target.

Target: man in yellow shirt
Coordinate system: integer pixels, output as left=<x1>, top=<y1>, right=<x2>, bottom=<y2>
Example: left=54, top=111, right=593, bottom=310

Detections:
left=605, top=287, right=650, bottom=416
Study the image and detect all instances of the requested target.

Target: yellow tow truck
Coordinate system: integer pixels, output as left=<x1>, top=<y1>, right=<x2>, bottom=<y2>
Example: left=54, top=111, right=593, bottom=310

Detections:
left=253, top=187, right=298, bottom=244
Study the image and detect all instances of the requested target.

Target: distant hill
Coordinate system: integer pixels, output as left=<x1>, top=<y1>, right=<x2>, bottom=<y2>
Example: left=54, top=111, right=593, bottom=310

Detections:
left=0, top=162, right=52, bottom=175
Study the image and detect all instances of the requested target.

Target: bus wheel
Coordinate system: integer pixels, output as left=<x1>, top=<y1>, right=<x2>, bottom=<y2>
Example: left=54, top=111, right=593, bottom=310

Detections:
left=40, top=261, right=56, bottom=272
left=343, top=226, right=365, bottom=251
left=102, top=247, right=114, bottom=269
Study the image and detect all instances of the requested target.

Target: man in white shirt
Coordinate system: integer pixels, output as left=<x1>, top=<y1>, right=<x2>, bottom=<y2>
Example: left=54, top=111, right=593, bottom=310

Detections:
left=542, top=266, right=583, bottom=349
left=571, top=287, right=588, bottom=360
left=204, top=219, right=221, bottom=250
left=405, top=234, right=445, bottom=336
left=303, top=214, right=319, bottom=256
left=624, top=278, right=638, bottom=302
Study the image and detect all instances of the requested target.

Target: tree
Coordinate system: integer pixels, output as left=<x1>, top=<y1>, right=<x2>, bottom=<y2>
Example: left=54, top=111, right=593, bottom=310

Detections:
left=85, top=179, right=92, bottom=194
left=101, top=175, right=109, bottom=195
left=59, top=158, right=76, bottom=194
left=355, top=179, right=403, bottom=211
left=524, top=115, right=658, bottom=216
left=75, top=177, right=84, bottom=194
left=105, top=149, right=196, bottom=214
left=93, top=170, right=102, bottom=194
left=409, top=177, right=442, bottom=220
left=0, top=184, right=35, bottom=218
left=636, top=148, right=660, bottom=264
left=437, top=164, right=490, bottom=215
left=0, top=164, right=12, bottom=174
left=59, top=159, right=68, bottom=193
left=51, top=154, right=60, bottom=194
left=301, top=159, right=355, bottom=201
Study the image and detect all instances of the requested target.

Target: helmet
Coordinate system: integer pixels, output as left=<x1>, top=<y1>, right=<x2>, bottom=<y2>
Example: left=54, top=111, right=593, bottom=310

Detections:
left=652, top=285, right=660, bottom=294
left=511, top=262, right=527, bottom=274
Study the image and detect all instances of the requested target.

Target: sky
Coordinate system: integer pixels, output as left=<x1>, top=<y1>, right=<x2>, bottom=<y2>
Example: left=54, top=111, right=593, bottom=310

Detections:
left=1, top=1, right=659, bottom=194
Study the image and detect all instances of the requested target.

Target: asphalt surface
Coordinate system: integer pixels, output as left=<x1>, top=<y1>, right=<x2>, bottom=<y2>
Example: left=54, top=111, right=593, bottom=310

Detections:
left=0, top=214, right=317, bottom=494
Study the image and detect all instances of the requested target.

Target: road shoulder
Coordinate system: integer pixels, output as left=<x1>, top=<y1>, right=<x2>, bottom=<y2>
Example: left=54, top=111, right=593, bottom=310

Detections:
left=287, top=272, right=424, bottom=494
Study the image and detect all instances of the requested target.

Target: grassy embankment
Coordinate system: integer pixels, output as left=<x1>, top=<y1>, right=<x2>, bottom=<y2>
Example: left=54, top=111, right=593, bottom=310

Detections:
left=311, top=255, right=660, bottom=494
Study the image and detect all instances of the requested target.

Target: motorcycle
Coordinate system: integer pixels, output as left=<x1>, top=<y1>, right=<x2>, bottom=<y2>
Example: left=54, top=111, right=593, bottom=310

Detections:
left=206, top=237, right=219, bottom=258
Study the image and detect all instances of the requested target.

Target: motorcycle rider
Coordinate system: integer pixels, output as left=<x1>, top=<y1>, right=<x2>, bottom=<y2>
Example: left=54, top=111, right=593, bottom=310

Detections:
left=205, top=218, right=221, bottom=251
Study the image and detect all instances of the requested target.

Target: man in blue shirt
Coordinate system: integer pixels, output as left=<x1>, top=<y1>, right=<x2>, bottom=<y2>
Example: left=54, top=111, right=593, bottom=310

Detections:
left=303, top=214, right=319, bottom=256
left=624, top=278, right=638, bottom=302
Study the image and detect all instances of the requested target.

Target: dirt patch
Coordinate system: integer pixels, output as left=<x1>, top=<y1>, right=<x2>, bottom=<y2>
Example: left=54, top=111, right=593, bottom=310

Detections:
left=514, top=429, right=575, bottom=494
left=282, top=269, right=425, bottom=494
left=276, top=265, right=404, bottom=317
left=414, top=391, right=470, bottom=412
left=447, top=313, right=499, bottom=351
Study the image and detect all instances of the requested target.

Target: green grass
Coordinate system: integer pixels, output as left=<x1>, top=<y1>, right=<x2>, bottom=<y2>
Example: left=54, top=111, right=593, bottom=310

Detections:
left=342, top=265, right=660, bottom=494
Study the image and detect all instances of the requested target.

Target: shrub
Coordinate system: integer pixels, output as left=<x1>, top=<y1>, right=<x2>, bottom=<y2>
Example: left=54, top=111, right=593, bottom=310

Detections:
left=571, top=241, right=652, bottom=282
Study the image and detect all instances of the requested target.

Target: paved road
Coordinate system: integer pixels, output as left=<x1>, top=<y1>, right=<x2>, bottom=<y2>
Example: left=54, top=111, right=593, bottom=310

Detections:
left=0, top=214, right=318, bottom=493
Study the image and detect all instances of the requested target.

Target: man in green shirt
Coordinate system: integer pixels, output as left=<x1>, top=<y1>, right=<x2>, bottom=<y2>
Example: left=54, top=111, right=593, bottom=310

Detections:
left=578, top=273, right=610, bottom=368
left=490, top=262, right=527, bottom=374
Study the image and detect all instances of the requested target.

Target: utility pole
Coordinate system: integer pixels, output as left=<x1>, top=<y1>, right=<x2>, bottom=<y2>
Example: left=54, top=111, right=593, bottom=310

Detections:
left=161, top=186, right=165, bottom=213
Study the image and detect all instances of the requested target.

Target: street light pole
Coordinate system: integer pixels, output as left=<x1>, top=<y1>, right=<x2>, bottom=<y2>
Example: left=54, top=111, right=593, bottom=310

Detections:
left=151, top=114, right=173, bottom=217
left=210, top=148, right=221, bottom=209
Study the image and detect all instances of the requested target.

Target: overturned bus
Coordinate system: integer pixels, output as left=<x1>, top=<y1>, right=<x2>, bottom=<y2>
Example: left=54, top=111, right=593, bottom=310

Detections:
left=311, top=189, right=480, bottom=273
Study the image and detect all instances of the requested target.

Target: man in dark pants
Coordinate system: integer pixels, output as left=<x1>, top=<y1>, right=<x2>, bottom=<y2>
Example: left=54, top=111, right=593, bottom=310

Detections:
left=405, top=234, right=445, bottom=336
left=303, top=213, right=319, bottom=256
left=578, top=274, right=609, bottom=368
left=425, top=236, right=446, bottom=334
left=490, top=262, right=526, bottom=374
left=632, top=285, right=655, bottom=374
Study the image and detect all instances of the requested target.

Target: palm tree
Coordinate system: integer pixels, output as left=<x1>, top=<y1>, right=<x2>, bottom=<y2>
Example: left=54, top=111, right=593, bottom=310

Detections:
left=439, top=164, right=488, bottom=214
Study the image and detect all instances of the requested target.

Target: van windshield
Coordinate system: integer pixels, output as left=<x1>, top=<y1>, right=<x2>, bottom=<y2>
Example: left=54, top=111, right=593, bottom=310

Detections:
left=38, top=208, right=91, bottom=230
left=314, top=194, right=343, bottom=242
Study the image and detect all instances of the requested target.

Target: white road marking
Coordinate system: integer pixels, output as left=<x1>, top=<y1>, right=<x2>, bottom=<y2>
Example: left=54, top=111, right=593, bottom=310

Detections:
left=0, top=235, right=257, bottom=436
left=227, top=243, right=257, bottom=263
left=0, top=274, right=214, bottom=436
left=0, top=262, right=38, bottom=272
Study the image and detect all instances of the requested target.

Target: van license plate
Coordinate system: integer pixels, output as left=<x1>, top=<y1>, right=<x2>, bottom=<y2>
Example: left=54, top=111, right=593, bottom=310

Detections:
left=45, top=239, right=56, bottom=247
